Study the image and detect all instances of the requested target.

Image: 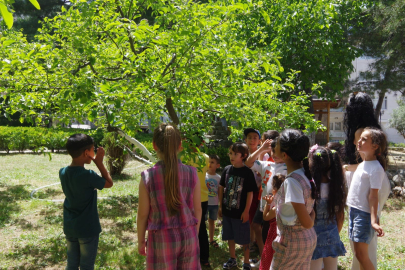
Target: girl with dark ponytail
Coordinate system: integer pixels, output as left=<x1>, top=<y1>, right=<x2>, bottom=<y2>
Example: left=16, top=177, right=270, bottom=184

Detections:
left=137, top=123, right=202, bottom=269
left=265, top=129, right=317, bottom=270
left=308, top=146, right=347, bottom=270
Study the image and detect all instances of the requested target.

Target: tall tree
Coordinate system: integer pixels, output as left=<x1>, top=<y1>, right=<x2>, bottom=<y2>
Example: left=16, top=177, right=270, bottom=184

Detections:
left=0, top=0, right=40, bottom=29
left=0, top=0, right=322, bottom=147
left=350, top=0, right=405, bottom=118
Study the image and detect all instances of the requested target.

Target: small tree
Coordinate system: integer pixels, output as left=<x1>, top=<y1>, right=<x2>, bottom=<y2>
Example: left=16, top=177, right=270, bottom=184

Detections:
left=390, top=101, right=405, bottom=139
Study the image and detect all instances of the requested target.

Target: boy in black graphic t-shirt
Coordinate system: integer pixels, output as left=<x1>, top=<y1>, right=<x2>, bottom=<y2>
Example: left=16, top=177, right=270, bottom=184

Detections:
left=218, top=143, right=258, bottom=270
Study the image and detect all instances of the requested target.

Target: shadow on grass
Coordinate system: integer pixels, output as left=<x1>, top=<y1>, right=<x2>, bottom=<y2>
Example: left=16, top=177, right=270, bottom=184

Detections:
left=0, top=184, right=31, bottom=228
left=6, top=233, right=66, bottom=269
left=111, top=173, right=137, bottom=182
left=35, top=187, right=64, bottom=199
left=383, top=197, right=405, bottom=213
left=98, top=195, right=138, bottom=220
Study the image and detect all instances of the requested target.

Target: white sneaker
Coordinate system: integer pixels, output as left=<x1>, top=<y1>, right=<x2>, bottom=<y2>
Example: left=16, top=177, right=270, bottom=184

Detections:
left=250, top=259, right=260, bottom=269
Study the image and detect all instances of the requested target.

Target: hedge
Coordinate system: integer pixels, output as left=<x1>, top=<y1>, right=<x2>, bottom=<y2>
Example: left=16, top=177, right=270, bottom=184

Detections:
left=0, top=126, right=104, bottom=153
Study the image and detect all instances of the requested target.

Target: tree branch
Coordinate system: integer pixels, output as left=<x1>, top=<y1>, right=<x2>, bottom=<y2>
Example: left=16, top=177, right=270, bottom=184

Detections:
left=165, top=97, right=179, bottom=125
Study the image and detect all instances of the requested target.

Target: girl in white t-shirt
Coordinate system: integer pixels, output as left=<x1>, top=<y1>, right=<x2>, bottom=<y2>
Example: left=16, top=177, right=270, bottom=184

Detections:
left=265, top=129, right=317, bottom=270
left=346, top=127, right=388, bottom=270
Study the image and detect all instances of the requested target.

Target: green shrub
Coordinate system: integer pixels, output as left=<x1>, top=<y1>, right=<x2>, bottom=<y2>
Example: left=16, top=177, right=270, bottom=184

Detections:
left=201, top=146, right=230, bottom=168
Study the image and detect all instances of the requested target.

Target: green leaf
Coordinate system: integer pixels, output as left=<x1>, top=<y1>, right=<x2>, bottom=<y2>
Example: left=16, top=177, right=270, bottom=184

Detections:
left=260, top=10, right=270, bottom=25
left=0, top=3, right=14, bottom=29
left=3, top=40, right=16, bottom=47
left=28, top=0, right=41, bottom=10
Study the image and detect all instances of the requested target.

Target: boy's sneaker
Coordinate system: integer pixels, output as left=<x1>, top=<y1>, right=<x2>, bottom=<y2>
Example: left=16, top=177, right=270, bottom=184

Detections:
left=250, top=259, right=260, bottom=269
left=243, top=263, right=252, bottom=270
left=223, top=257, right=237, bottom=269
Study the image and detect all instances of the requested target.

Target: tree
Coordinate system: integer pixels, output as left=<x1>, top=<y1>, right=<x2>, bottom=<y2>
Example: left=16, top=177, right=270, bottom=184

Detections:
left=12, top=0, right=70, bottom=41
left=390, top=100, right=405, bottom=139
left=230, top=0, right=363, bottom=107
left=350, top=0, right=405, bottom=118
left=0, top=0, right=40, bottom=29
left=0, top=0, right=323, bottom=159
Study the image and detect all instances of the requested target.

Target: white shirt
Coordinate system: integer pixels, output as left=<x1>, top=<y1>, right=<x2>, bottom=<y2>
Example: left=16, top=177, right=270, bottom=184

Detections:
left=250, top=160, right=287, bottom=211
left=278, top=168, right=310, bottom=225
left=347, top=160, right=385, bottom=213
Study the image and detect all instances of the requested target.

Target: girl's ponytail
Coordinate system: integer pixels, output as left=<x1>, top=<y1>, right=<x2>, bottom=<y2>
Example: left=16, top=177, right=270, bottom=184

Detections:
left=153, top=124, right=182, bottom=216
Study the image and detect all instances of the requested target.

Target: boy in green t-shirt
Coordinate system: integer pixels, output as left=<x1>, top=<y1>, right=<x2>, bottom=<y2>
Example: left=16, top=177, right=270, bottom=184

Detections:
left=60, top=134, right=113, bottom=270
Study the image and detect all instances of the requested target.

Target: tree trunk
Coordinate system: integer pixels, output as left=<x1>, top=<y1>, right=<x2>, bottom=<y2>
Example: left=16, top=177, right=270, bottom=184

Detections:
left=165, top=97, right=179, bottom=125
left=374, top=89, right=386, bottom=120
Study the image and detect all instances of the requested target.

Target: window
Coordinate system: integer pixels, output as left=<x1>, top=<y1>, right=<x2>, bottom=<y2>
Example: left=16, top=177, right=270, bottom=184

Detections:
left=330, top=123, right=333, bottom=130
left=372, top=96, right=387, bottom=110
left=335, top=122, right=342, bottom=130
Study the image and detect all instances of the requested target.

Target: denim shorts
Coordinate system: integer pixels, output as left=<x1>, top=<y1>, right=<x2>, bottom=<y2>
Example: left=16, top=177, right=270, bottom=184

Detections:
left=222, top=215, right=250, bottom=245
left=348, top=207, right=375, bottom=244
left=206, top=205, right=219, bottom=221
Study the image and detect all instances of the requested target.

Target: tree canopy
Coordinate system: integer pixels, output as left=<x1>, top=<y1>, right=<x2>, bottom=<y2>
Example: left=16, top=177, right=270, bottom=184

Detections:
left=1, top=0, right=325, bottom=142
left=390, top=100, right=405, bottom=139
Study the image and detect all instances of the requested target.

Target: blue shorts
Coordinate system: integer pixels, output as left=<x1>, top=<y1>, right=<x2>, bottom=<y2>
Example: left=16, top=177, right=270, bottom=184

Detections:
left=206, top=205, right=219, bottom=221
left=222, top=215, right=250, bottom=245
left=348, top=207, right=375, bottom=244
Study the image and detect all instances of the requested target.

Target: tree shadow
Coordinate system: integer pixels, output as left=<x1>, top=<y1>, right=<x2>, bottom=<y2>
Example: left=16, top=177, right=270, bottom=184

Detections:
left=98, top=195, right=138, bottom=220
left=0, top=184, right=31, bottom=228
left=383, top=197, right=405, bottom=213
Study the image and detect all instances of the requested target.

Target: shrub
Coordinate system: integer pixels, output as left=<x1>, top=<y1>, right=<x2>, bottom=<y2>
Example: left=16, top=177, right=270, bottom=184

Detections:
left=201, top=146, right=230, bottom=168
left=101, top=132, right=129, bottom=176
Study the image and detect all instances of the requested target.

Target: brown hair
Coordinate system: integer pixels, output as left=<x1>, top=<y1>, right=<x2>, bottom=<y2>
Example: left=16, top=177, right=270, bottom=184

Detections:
left=272, top=173, right=285, bottom=191
left=209, top=154, right=220, bottom=164
left=153, top=123, right=182, bottom=216
left=230, top=142, right=249, bottom=161
left=363, top=127, right=388, bottom=171
left=263, top=130, right=279, bottom=141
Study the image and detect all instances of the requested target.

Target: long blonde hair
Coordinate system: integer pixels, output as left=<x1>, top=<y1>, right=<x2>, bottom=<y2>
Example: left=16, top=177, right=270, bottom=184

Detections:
left=153, top=123, right=182, bottom=216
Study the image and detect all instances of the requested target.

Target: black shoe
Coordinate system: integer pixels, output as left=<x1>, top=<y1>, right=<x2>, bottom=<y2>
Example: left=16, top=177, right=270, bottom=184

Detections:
left=223, top=257, right=237, bottom=269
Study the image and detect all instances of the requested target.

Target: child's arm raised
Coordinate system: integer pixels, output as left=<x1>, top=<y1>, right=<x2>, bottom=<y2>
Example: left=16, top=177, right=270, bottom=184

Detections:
left=263, top=195, right=276, bottom=221
left=369, top=188, right=384, bottom=237
left=193, top=176, right=202, bottom=233
left=137, top=179, right=150, bottom=256
left=291, top=203, right=314, bottom=229
left=90, top=147, right=113, bottom=188
left=245, top=140, right=272, bottom=168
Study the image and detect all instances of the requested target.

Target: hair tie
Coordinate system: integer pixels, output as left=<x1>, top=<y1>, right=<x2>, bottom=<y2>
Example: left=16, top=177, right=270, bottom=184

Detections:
left=310, top=144, right=318, bottom=155
left=330, top=149, right=336, bottom=154
left=303, top=156, right=308, bottom=160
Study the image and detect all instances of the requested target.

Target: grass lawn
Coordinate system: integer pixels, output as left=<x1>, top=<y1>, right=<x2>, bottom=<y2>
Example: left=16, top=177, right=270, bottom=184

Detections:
left=0, top=153, right=404, bottom=269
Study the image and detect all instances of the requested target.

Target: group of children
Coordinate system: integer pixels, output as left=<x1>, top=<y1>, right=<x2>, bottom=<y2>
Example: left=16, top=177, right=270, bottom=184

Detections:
left=59, top=123, right=390, bottom=270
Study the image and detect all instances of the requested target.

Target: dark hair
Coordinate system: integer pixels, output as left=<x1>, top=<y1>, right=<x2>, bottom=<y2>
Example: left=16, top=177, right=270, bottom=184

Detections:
left=271, top=138, right=277, bottom=149
left=279, top=129, right=316, bottom=199
left=66, top=134, right=94, bottom=158
left=344, top=92, right=381, bottom=164
left=230, top=142, right=249, bottom=161
left=209, top=154, right=220, bottom=164
left=326, top=142, right=345, bottom=161
left=309, top=146, right=347, bottom=222
left=153, top=123, right=182, bottom=216
left=363, top=127, right=388, bottom=170
left=272, top=173, right=285, bottom=191
left=263, top=130, right=279, bottom=141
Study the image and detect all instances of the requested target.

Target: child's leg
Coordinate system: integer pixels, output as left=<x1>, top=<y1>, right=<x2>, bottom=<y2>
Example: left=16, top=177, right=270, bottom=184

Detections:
left=78, top=235, right=99, bottom=270
left=66, top=236, right=80, bottom=270
left=353, top=242, right=375, bottom=270
left=323, top=257, right=338, bottom=270
left=252, top=222, right=264, bottom=254
left=309, top=258, right=323, bottom=270
left=208, top=218, right=215, bottom=242
left=228, top=240, right=236, bottom=258
left=243, top=244, right=250, bottom=264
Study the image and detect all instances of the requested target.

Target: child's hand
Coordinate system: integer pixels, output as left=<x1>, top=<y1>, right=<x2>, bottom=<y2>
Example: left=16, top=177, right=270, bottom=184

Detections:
left=241, top=210, right=249, bottom=223
left=92, top=147, right=105, bottom=164
left=263, top=194, right=274, bottom=205
left=372, top=222, right=385, bottom=237
left=260, top=139, right=272, bottom=153
left=138, top=241, right=146, bottom=256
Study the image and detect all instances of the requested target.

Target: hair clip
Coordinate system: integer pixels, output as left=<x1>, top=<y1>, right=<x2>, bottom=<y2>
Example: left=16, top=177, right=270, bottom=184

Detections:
left=316, top=152, right=322, bottom=157
left=330, top=150, right=336, bottom=154
left=303, top=156, right=308, bottom=160
left=310, top=144, right=319, bottom=154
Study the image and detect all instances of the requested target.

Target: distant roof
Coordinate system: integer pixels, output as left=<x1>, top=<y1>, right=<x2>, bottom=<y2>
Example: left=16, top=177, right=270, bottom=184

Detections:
left=312, top=99, right=341, bottom=110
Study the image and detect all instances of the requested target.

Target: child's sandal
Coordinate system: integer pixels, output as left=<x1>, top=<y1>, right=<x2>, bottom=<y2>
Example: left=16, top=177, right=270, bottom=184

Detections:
left=209, top=240, right=219, bottom=248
